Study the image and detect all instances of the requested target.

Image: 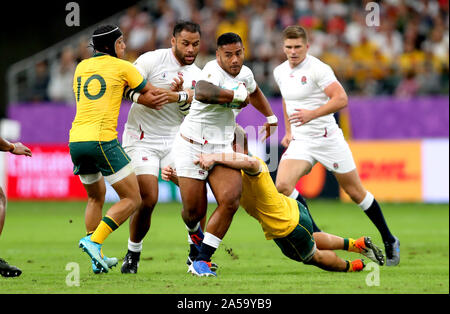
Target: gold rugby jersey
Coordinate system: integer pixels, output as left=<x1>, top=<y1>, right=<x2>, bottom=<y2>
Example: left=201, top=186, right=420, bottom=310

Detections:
left=240, top=156, right=300, bottom=240
left=69, top=53, right=146, bottom=142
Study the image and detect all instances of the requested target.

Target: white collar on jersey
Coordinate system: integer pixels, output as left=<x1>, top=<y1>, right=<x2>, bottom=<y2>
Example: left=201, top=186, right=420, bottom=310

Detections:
left=289, top=54, right=310, bottom=70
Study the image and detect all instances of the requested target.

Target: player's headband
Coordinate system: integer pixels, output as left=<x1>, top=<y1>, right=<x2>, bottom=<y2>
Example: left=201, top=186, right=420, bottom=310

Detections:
left=92, top=27, right=123, bottom=57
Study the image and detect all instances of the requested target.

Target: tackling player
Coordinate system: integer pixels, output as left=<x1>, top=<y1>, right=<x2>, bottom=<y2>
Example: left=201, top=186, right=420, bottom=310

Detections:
left=69, top=25, right=170, bottom=273
left=0, top=136, right=32, bottom=277
left=120, top=21, right=203, bottom=274
left=273, top=25, right=399, bottom=266
left=171, top=33, right=278, bottom=277
left=163, top=126, right=385, bottom=273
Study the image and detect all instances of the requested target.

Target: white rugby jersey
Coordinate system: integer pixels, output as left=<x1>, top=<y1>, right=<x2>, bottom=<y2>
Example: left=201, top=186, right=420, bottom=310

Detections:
left=180, top=60, right=257, bottom=144
left=124, top=48, right=202, bottom=139
left=273, top=54, right=339, bottom=138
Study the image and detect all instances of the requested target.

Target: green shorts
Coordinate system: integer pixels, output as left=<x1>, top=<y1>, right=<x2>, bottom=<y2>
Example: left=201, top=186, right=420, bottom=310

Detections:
left=69, top=139, right=132, bottom=184
left=273, top=201, right=316, bottom=263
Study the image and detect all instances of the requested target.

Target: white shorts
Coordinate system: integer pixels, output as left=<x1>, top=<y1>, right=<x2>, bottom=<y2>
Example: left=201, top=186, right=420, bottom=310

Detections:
left=172, top=133, right=234, bottom=180
left=281, top=129, right=356, bottom=174
left=123, top=128, right=175, bottom=177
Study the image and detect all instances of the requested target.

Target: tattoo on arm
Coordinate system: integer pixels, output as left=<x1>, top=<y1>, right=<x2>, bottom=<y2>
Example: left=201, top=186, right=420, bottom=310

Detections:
left=195, top=80, right=233, bottom=104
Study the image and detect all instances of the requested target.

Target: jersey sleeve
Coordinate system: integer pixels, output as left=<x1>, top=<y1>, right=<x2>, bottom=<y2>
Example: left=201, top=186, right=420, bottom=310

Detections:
left=242, top=66, right=257, bottom=94
left=121, top=61, right=147, bottom=93
left=314, top=62, right=338, bottom=91
left=273, top=66, right=281, bottom=87
left=200, top=62, right=223, bottom=86
left=132, top=51, right=156, bottom=79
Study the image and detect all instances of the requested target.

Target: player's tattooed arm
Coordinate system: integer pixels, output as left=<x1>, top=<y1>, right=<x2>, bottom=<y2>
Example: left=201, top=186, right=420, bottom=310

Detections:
left=194, top=80, right=235, bottom=104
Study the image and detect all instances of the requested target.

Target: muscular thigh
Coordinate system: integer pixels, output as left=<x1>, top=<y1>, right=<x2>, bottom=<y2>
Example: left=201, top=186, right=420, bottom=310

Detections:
left=136, top=174, right=159, bottom=204
left=208, top=165, right=242, bottom=205
left=178, top=177, right=208, bottom=212
left=334, top=169, right=366, bottom=203
left=276, top=159, right=312, bottom=189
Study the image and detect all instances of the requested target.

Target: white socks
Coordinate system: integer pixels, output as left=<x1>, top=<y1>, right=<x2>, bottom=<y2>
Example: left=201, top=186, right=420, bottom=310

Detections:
left=289, top=189, right=299, bottom=199
left=358, top=191, right=375, bottom=211
left=128, top=239, right=143, bottom=253
left=203, top=232, right=222, bottom=249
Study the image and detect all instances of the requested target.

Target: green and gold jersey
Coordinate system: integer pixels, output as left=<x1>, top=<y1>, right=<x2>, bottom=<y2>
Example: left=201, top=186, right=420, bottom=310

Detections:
left=240, top=157, right=300, bottom=240
left=69, top=53, right=146, bottom=143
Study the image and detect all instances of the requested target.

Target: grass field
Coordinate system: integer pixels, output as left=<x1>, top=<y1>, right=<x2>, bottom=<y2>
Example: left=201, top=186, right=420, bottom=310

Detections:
left=0, top=200, right=448, bottom=294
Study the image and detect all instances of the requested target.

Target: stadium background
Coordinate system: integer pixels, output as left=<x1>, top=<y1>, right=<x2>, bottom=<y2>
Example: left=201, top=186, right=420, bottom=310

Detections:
left=0, top=0, right=448, bottom=204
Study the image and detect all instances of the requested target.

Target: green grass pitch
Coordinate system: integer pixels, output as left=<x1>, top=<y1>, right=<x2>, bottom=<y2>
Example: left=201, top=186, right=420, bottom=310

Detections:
left=0, top=200, right=448, bottom=294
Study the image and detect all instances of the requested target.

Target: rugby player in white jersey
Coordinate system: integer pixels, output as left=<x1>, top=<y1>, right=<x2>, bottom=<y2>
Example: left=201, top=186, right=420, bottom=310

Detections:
left=172, top=33, right=278, bottom=276
left=120, top=21, right=202, bottom=273
left=273, top=25, right=399, bottom=266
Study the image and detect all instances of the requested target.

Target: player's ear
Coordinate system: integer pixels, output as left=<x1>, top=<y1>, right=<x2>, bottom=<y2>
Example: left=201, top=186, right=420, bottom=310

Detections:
left=171, top=36, right=176, bottom=47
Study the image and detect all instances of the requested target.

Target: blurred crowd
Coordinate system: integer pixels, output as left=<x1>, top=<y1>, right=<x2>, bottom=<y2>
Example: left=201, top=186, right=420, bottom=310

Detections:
left=27, top=0, right=449, bottom=104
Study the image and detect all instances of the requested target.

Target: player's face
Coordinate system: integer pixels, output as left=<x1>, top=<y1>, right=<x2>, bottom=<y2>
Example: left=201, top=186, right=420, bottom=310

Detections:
left=283, top=38, right=309, bottom=67
left=115, top=36, right=126, bottom=59
left=216, top=42, right=245, bottom=77
left=172, top=30, right=201, bottom=65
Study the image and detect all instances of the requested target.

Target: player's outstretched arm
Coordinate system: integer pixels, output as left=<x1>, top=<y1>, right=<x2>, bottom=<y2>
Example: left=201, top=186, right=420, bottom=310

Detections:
left=0, top=137, right=32, bottom=157
left=194, top=80, right=247, bottom=105
left=289, top=82, right=348, bottom=126
left=194, top=153, right=261, bottom=175
left=123, top=81, right=169, bottom=110
left=249, top=86, right=278, bottom=141
left=125, top=78, right=193, bottom=110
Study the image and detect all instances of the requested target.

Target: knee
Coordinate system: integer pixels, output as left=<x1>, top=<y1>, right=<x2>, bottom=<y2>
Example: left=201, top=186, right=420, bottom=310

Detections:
left=86, top=186, right=106, bottom=206
left=124, top=191, right=142, bottom=215
left=216, top=189, right=241, bottom=212
left=182, top=206, right=204, bottom=224
left=304, top=251, right=321, bottom=266
left=344, top=187, right=366, bottom=204
left=140, top=191, right=158, bottom=212
left=87, top=193, right=105, bottom=206
left=276, top=181, right=293, bottom=196
left=132, top=193, right=142, bottom=211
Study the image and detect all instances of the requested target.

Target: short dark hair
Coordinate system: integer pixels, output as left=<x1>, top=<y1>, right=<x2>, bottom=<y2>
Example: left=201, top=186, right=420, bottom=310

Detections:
left=282, top=25, right=308, bottom=43
left=173, top=20, right=201, bottom=37
left=217, top=32, right=242, bottom=47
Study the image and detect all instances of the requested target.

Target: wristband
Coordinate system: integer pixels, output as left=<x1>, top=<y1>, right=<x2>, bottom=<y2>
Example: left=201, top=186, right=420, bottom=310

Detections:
left=232, top=83, right=248, bottom=103
left=132, top=92, right=141, bottom=103
left=123, top=86, right=141, bottom=103
left=266, top=115, right=278, bottom=124
left=178, top=91, right=188, bottom=103
left=179, top=102, right=191, bottom=116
